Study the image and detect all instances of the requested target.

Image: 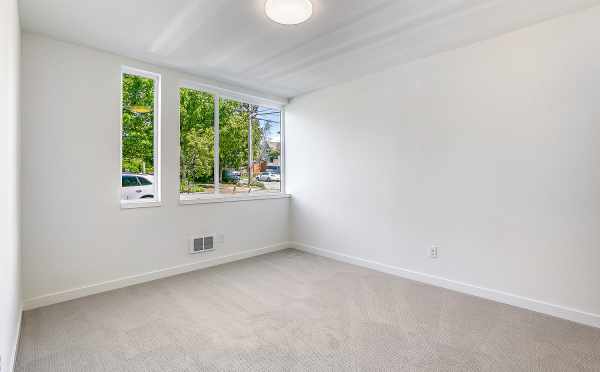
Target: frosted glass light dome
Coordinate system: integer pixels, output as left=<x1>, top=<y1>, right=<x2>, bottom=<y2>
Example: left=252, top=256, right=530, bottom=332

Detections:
left=265, top=0, right=313, bottom=25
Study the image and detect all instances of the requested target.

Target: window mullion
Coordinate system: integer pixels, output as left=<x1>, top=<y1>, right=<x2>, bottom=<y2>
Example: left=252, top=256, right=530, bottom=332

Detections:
left=214, top=95, right=220, bottom=194
left=280, top=107, right=285, bottom=194
left=248, top=110, right=253, bottom=192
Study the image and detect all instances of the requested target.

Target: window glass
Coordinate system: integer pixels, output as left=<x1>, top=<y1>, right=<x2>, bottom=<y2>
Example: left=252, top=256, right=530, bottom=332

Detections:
left=179, top=88, right=215, bottom=197
left=219, top=97, right=251, bottom=194
left=122, top=175, right=139, bottom=187
left=177, top=89, right=283, bottom=200
left=137, top=176, right=152, bottom=186
left=254, top=106, right=281, bottom=193
left=121, top=71, right=159, bottom=202
left=218, top=98, right=282, bottom=194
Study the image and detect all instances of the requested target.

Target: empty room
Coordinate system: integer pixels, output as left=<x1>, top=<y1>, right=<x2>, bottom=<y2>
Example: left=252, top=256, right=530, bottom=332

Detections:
left=2, top=0, right=600, bottom=371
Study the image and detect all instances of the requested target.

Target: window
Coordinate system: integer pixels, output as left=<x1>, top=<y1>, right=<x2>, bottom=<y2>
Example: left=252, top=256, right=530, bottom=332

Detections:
left=179, top=85, right=283, bottom=201
left=179, top=88, right=215, bottom=195
left=219, top=98, right=281, bottom=194
left=120, top=67, right=160, bottom=205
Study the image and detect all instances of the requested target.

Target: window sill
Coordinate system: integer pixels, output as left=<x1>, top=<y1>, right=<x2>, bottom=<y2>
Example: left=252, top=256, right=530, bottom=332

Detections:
left=179, top=193, right=291, bottom=205
left=120, top=200, right=162, bottom=209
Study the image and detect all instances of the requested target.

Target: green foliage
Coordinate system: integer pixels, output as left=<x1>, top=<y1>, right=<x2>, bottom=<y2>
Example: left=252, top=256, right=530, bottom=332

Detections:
left=122, top=78, right=270, bottom=193
left=180, top=95, right=265, bottom=189
left=179, top=88, right=215, bottom=193
left=121, top=74, right=155, bottom=174
left=218, top=99, right=264, bottom=176
left=179, top=183, right=206, bottom=193
left=268, top=148, right=280, bottom=162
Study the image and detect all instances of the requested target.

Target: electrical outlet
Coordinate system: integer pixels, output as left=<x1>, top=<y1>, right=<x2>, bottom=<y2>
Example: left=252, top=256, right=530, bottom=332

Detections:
left=429, top=246, right=439, bottom=259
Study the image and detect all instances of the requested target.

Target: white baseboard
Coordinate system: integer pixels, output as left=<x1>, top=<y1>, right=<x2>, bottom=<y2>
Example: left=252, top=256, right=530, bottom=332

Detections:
left=292, top=242, right=600, bottom=329
left=9, top=306, right=22, bottom=372
left=23, top=242, right=291, bottom=311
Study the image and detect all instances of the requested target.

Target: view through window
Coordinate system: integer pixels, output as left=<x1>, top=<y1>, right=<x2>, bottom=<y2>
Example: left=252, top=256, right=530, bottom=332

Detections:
left=121, top=69, right=159, bottom=202
left=179, top=88, right=215, bottom=194
left=179, top=87, right=281, bottom=199
left=219, top=98, right=281, bottom=194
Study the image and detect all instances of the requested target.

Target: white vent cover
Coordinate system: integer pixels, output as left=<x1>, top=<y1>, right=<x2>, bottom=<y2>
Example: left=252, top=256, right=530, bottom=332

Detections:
left=191, top=235, right=215, bottom=254
left=204, top=236, right=214, bottom=250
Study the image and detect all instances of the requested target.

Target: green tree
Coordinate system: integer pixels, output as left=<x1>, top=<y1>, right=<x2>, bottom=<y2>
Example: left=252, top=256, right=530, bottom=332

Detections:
left=179, top=88, right=214, bottom=192
left=122, top=74, right=155, bottom=174
left=124, top=80, right=269, bottom=192
left=218, top=99, right=263, bottom=182
left=268, top=148, right=280, bottom=162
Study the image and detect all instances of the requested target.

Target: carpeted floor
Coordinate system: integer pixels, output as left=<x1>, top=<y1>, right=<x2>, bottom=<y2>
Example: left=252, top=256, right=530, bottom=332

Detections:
left=16, top=249, right=600, bottom=371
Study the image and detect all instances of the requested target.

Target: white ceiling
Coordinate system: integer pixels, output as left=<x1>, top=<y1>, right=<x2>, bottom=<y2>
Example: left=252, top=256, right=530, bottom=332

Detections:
left=19, top=0, right=600, bottom=99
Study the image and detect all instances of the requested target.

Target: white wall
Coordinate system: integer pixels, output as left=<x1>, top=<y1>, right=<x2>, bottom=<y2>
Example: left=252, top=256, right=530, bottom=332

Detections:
left=21, top=33, right=290, bottom=308
left=287, top=6, right=600, bottom=325
left=0, top=0, right=21, bottom=370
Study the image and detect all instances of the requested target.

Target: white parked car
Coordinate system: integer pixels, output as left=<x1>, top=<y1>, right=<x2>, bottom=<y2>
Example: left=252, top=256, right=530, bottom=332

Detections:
left=121, top=174, right=155, bottom=200
left=256, top=172, right=280, bottom=182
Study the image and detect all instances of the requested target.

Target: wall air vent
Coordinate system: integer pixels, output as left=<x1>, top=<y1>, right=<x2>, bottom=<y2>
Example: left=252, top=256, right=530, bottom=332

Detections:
left=191, top=235, right=215, bottom=254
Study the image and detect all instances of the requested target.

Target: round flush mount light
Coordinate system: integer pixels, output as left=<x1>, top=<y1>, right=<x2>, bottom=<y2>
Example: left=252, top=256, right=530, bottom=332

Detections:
left=265, top=0, right=313, bottom=25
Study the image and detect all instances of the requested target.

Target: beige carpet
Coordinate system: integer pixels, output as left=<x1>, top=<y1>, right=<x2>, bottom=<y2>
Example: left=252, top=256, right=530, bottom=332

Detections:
left=16, top=249, right=600, bottom=371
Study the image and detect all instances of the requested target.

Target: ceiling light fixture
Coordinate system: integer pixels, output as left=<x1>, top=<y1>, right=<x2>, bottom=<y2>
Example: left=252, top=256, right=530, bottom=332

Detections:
left=265, top=0, right=313, bottom=25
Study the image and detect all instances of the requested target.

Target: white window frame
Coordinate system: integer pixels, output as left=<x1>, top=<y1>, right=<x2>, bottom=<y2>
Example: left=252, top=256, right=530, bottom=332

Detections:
left=178, top=81, right=290, bottom=205
left=120, top=66, right=162, bottom=209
